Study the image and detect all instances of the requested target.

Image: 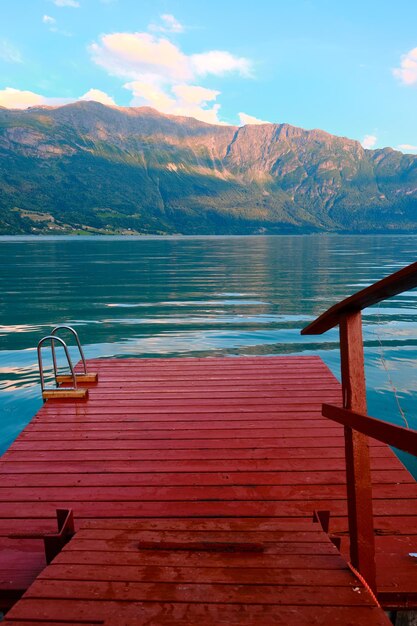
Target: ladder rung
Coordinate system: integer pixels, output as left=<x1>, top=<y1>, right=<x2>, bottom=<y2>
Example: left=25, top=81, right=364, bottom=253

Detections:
left=56, top=373, right=98, bottom=383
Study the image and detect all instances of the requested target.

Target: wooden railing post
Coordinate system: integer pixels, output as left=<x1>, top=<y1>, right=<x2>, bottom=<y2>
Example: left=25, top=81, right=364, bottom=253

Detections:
left=339, top=311, right=377, bottom=591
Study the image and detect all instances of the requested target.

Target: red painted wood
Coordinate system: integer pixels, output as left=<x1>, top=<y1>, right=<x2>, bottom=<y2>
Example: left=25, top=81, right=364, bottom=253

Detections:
left=302, top=260, right=417, bottom=335
left=323, top=404, right=417, bottom=455
left=42, top=398, right=339, bottom=408
left=3, top=523, right=391, bottom=625
left=39, top=563, right=358, bottom=585
left=0, top=446, right=393, bottom=462
left=19, top=579, right=376, bottom=605
left=11, top=437, right=354, bottom=451
left=73, top=389, right=341, bottom=398
left=339, top=312, right=376, bottom=591
left=28, top=423, right=336, bottom=439
left=1, top=483, right=415, bottom=503
left=0, top=355, right=416, bottom=617
left=0, top=456, right=405, bottom=475
left=13, top=428, right=350, bottom=443
left=0, top=469, right=411, bottom=487
left=4, top=600, right=391, bottom=625
left=37, top=407, right=335, bottom=416
left=2, top=498, right=417, bottom=518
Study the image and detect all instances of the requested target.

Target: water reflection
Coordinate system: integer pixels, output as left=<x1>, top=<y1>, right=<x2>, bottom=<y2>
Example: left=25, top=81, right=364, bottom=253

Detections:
left=1, top=234, right=417, bottom=475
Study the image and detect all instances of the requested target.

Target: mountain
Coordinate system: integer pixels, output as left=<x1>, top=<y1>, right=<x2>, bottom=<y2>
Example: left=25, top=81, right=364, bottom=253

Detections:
left=1, top=101, right=417, bottom=235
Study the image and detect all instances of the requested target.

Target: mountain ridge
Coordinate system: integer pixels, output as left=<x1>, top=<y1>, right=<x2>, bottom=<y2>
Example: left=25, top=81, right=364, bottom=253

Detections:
left=1, top=101, right=416, bottom=235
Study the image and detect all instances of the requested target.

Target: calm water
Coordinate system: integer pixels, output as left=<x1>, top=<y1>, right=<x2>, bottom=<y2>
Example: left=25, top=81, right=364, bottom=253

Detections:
left=1, top=234, right=417, bottom=475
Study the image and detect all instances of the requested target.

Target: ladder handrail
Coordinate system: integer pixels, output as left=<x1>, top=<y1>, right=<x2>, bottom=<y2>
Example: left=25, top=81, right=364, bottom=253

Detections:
left=37, top=335, right=77, bottom=393
left=51, top=326, right=87, bottom=375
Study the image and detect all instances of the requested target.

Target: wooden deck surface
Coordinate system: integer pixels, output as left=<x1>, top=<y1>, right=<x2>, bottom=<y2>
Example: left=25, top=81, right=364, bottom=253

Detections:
left=3, top=518, right=390, bottom=625
left=1, top=356, right=417, bottom=617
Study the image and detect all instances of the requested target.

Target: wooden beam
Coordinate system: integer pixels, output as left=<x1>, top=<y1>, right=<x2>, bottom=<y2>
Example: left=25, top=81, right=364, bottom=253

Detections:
left=302, top=260, right=417, bottom=335
left=322, top=404, right=417, bottom=456
left=42, top=389, right=88, bottom=400
left=56, top=373, right=98, bottom=384
left=44, top=509, right=75, bottom=564
left=339, top=312, right=376, bottom=592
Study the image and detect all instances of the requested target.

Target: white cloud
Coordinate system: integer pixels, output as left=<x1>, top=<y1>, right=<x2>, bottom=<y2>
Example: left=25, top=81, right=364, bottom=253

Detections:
left=361, top=134, right=377, bottom=149
left=53, top=0, right=80, bottom=6
left=161, top=14, right=184, bottom=33
left=191, top=50, right=252, bottom=77
left=239, top=112, right=270, bottom=126
left=0, top=39, right=22, bottom=63
left=393, top=47, right=417, bottom=85
left=89, top=33, right=192, bottom=82
left=42, top=14, right=58, bottom=32
left=80, top=88, right=116, bottom=105
left=89, top=30, right=253, bottom=124
left=149, top=14, right=184, bottom=34
left=0, top=87, right=115, bottom=109
left=126, top=81, right=176, bottom=111
left=0, top=87, right=53, bottom=108
left=89, top=33, right=252, bottom=82
left=173, top=84, right=219, bottom=105
left=397, top=144, right=417, bottom=153
left=125, top=81, right=222, bottom=124
left=42, top=15, right=71, bottom=37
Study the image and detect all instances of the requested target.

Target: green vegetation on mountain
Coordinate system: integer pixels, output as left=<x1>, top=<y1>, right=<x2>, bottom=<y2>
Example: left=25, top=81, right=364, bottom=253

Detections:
left=1, top=102, right=416, bottom=235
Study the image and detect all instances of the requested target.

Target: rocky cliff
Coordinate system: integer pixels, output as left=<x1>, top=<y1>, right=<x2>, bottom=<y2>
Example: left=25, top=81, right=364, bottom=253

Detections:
left=1, top=101, right=416, bottom=234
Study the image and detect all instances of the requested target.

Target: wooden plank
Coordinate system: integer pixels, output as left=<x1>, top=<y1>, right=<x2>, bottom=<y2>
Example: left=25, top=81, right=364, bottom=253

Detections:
left=2, top=499, right=417, bottom=518
left=20, top=579, right=375, bottom=605
left=57, top=396, right=341, bottom=405
left=61, top=540, right=338, bottom=556
left=43, top=547, right=391, bottom=569
left=0, top=355, right=416, bottom=615
left=54, top=381, right=340, bottom=389
left=0, top=455, right=405, bottom=474
left=71, top=528, right=329, bottom=542
left=13, top=424, right=344, bottom=434
left=32, top=405, right=341, bottom=416
left=339, top=312, right=376, bottom=591
left=1, top=513, right=416, bottom=537
left=3, top=622, right=93, bottom=626
left=42, top=389, right=88, bottom=400
left=4, top=600, right=391, bottom=625
left=323, top=404, right=417, bottom=456
left=38, top=563, right=359, bottom=585
left=1, top=483, right=415, bottom=503
left=0, top=447, right=393, bottom=462
left=2, top=517, right=390, bottom=625
left=77, top=516, right=417, bottom=532
left=56, top=373, right=98, bottom=384
left=10, top=436, right=352, bottom=450
left=71, top=527, right=330, bottom=540
left=0, top=469, right=411, bottom=487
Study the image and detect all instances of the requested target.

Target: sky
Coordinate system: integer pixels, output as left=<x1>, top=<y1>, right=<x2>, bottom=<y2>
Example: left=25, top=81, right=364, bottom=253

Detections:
left=1, top=0, right=417, bottom=152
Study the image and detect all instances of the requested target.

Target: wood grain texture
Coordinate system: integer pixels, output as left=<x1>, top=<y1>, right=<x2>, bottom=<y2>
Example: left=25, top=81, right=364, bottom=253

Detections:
left=4, top=521, right=390, bottom=625
left=0, top=355, right=416, bottom=617
left=340, top=312, right=376, bottom=591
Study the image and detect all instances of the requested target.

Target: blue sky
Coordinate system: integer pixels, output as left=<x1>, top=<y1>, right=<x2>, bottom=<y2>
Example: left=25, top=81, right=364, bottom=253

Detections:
left=1, top=0, right=417, bottom=152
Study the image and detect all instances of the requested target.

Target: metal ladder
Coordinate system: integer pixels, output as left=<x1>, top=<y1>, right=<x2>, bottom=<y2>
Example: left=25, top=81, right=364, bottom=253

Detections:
left=37, top=325, right=97, bottom=401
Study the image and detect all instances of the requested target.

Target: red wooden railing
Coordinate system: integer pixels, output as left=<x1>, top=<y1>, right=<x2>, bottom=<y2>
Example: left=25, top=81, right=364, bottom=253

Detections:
left=302, top=261, right=417, bottom=593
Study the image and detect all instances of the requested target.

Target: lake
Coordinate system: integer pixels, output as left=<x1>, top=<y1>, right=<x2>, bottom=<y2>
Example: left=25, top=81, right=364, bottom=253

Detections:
left=1, top=234, right=417, bottom=475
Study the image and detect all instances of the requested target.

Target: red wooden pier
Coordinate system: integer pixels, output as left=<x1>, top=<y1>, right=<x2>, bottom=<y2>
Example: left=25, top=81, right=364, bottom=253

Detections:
left=2, top=262, right=417, bottom=624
